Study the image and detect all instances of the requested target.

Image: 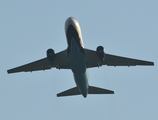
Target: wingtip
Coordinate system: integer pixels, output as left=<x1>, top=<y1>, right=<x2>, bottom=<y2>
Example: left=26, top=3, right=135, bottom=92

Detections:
left=143, top=61, right=154, bottom=66
left=149, top=62, right=154, bottom=66
left=7, top=70, right=10, bottom=74
left=7, top=69, right=14, bottom=74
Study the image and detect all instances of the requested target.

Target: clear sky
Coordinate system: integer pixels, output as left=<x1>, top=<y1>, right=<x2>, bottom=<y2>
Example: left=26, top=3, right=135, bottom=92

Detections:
left=0, top=1, right=158, bottom=120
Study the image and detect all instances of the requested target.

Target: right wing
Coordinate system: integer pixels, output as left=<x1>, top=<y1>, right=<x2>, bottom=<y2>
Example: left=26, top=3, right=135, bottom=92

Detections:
left=7, top=50, right=70, bottom=74
left=84, top=48, right=154, bottom=68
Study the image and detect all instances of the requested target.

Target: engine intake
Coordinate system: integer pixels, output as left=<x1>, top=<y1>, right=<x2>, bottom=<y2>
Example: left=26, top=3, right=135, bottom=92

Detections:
left=96, top=46, right=105, bottom=61
left=47, top=48, right=55, bottom=62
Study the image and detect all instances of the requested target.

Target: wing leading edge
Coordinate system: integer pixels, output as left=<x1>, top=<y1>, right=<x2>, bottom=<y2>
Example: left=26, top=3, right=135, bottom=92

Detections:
left=7, top=50, right=70, bottom=74
left=84, top=49, right=154, bottom=68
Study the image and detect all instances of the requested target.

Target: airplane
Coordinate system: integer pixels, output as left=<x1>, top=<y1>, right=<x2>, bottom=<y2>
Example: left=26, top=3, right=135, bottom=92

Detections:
left=7, top=17, right=154, bottom=98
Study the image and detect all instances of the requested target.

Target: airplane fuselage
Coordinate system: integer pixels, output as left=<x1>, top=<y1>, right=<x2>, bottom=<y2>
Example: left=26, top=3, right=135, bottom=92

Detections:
left=65, top=17, right=89, bottom=97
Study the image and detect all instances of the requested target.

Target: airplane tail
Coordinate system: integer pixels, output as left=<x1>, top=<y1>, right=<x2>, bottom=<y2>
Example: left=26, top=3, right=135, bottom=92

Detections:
left=88, top=86, right=114, bottom=94
left=57, top=86, right=114, bottom=97
left=57, top=87, right=80, bottom=97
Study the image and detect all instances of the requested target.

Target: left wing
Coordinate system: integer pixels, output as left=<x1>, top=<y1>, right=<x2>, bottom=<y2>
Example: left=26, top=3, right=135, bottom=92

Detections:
left=84, top=49, right=154, bottom=68
left=7, top=50, right=70, bottom=74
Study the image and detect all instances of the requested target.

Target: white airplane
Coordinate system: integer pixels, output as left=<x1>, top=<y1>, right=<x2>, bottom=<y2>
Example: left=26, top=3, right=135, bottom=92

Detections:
left=7, top=17, right=154, bottom=98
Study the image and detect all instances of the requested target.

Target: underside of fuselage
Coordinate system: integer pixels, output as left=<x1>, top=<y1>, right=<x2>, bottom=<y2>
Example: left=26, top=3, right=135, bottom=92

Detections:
left=65, top=17, right=88, bottom=97
left=69, top=38, right=89, bottom=97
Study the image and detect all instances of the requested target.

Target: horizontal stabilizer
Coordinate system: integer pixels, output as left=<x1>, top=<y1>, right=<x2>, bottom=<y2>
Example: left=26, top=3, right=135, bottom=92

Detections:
left=57, top=87, right=80, bottom=97
left=57, top=86, right=114, bottom=97
left=88, top=86, right=114, bottom=94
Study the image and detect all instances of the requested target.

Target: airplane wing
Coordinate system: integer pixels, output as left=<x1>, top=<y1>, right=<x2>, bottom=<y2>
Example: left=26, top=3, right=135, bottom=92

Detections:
left=84, top=49, right=154, bottom=68
left=7, top=50, right=70, bottom=74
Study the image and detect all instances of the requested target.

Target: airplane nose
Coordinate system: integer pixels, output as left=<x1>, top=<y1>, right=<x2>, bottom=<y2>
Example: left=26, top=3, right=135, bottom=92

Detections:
left=65, top=17, right=76, bottom=26
left=66, top=17, right=76, bottom=23
left=65, top=17, right=78, bottom=32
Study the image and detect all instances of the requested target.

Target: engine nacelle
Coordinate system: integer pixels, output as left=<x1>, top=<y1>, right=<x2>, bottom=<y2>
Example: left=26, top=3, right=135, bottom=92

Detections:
left=47, top=48, right=55, bottom=62
left=96, top=46, right=105, bottom=61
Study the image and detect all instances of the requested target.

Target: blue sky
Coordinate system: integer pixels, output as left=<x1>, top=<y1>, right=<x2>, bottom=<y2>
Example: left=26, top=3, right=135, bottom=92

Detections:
left=0, top=1, right=158, bottom=120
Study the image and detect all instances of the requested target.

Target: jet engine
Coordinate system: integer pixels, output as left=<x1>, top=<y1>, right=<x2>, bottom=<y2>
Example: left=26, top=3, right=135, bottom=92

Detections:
left=96, top=46, right=105, bottom=61
left=47, top=48, right=55, bottom=62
